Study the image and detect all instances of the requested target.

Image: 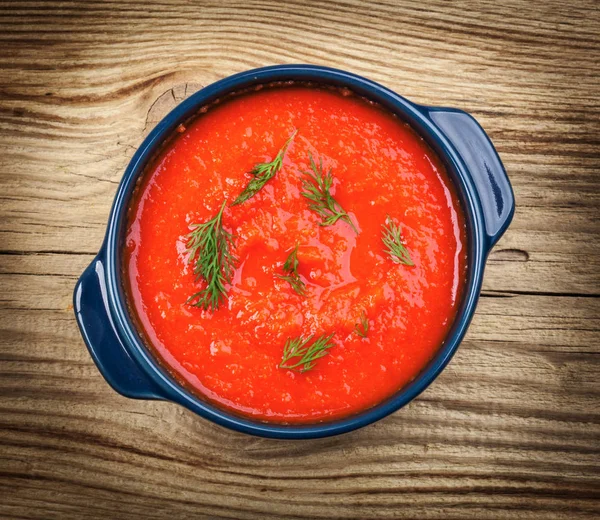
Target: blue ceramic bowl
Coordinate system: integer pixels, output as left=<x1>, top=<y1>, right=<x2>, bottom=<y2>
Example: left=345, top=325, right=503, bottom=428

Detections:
left=74, top=65, right=514, bottom=439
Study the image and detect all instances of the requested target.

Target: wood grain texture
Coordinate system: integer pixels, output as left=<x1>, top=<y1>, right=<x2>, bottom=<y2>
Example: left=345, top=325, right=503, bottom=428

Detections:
left=0, top=0, right=599, bottom=518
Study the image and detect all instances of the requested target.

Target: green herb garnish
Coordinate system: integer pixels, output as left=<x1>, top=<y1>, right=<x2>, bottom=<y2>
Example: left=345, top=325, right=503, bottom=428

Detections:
left=354, top=310, right=369, bottom=338
left=382, top=215, right=414, bottom=266
left=231, top=129, right=298, bottom=206
left=279, top=333, right=335, bottom=373
left=300, top=152, right=358, bottom=233
left=276, top=244, right=306, bottom=295
left=185, top=201, right=236, bottom=311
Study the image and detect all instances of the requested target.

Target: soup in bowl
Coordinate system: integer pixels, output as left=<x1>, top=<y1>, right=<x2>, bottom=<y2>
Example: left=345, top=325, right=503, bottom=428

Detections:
left=74, top=65, right=514, bottom=438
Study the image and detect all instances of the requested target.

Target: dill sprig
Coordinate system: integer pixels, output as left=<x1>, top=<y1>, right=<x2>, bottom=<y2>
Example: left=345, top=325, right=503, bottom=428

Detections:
left=185, top=201, right=236, bottom=311
left=300, top=152, right=358, bottom=234
left=279, top=333, right=336, bottom=373
left=354, top=310, right=369, bottom=338
left=231, top=129, right=298, bottom=206
left=276, top=244, right=306, bottom=295
left=382, top=215, right=414, bottom=266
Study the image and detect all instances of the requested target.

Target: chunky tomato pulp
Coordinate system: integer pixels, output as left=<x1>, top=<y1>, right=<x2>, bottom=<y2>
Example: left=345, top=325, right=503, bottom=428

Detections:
left=125, top=86, right=467, bottom=423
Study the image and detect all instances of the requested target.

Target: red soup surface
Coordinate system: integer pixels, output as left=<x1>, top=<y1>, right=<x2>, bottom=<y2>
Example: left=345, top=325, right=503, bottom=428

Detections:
left=125, top=85, right=467, bottom=424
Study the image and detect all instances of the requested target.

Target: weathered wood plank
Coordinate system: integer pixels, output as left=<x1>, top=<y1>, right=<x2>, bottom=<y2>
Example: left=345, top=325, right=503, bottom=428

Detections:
left=0, top=293, right=597, bottom=516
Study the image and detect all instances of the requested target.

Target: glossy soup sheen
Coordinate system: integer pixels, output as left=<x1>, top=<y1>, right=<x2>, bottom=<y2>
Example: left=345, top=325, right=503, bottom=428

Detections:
left=125, top=85, right=467, bottom=424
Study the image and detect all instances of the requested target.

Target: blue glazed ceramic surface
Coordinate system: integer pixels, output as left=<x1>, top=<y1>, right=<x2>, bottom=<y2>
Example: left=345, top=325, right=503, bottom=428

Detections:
left=74, top=65, right=514, bottom=439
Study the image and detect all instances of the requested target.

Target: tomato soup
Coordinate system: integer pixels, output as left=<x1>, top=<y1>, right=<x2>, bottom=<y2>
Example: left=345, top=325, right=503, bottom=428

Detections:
left=124, top=85, right=467, bottom=423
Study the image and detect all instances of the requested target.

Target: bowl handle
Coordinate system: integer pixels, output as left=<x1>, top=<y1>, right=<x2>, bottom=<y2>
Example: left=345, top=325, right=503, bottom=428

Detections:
left=422, top=107, right=515, bottom=249
left=74, top=255, right=165, bottom=400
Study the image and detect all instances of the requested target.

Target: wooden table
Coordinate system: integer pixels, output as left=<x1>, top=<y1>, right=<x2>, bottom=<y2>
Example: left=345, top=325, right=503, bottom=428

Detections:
left=1, top=1, right=598, bottom=518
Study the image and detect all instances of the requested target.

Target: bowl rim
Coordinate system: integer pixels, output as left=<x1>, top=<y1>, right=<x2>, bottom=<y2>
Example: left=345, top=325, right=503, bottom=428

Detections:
left=101, top=64, right=487, bottom=438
